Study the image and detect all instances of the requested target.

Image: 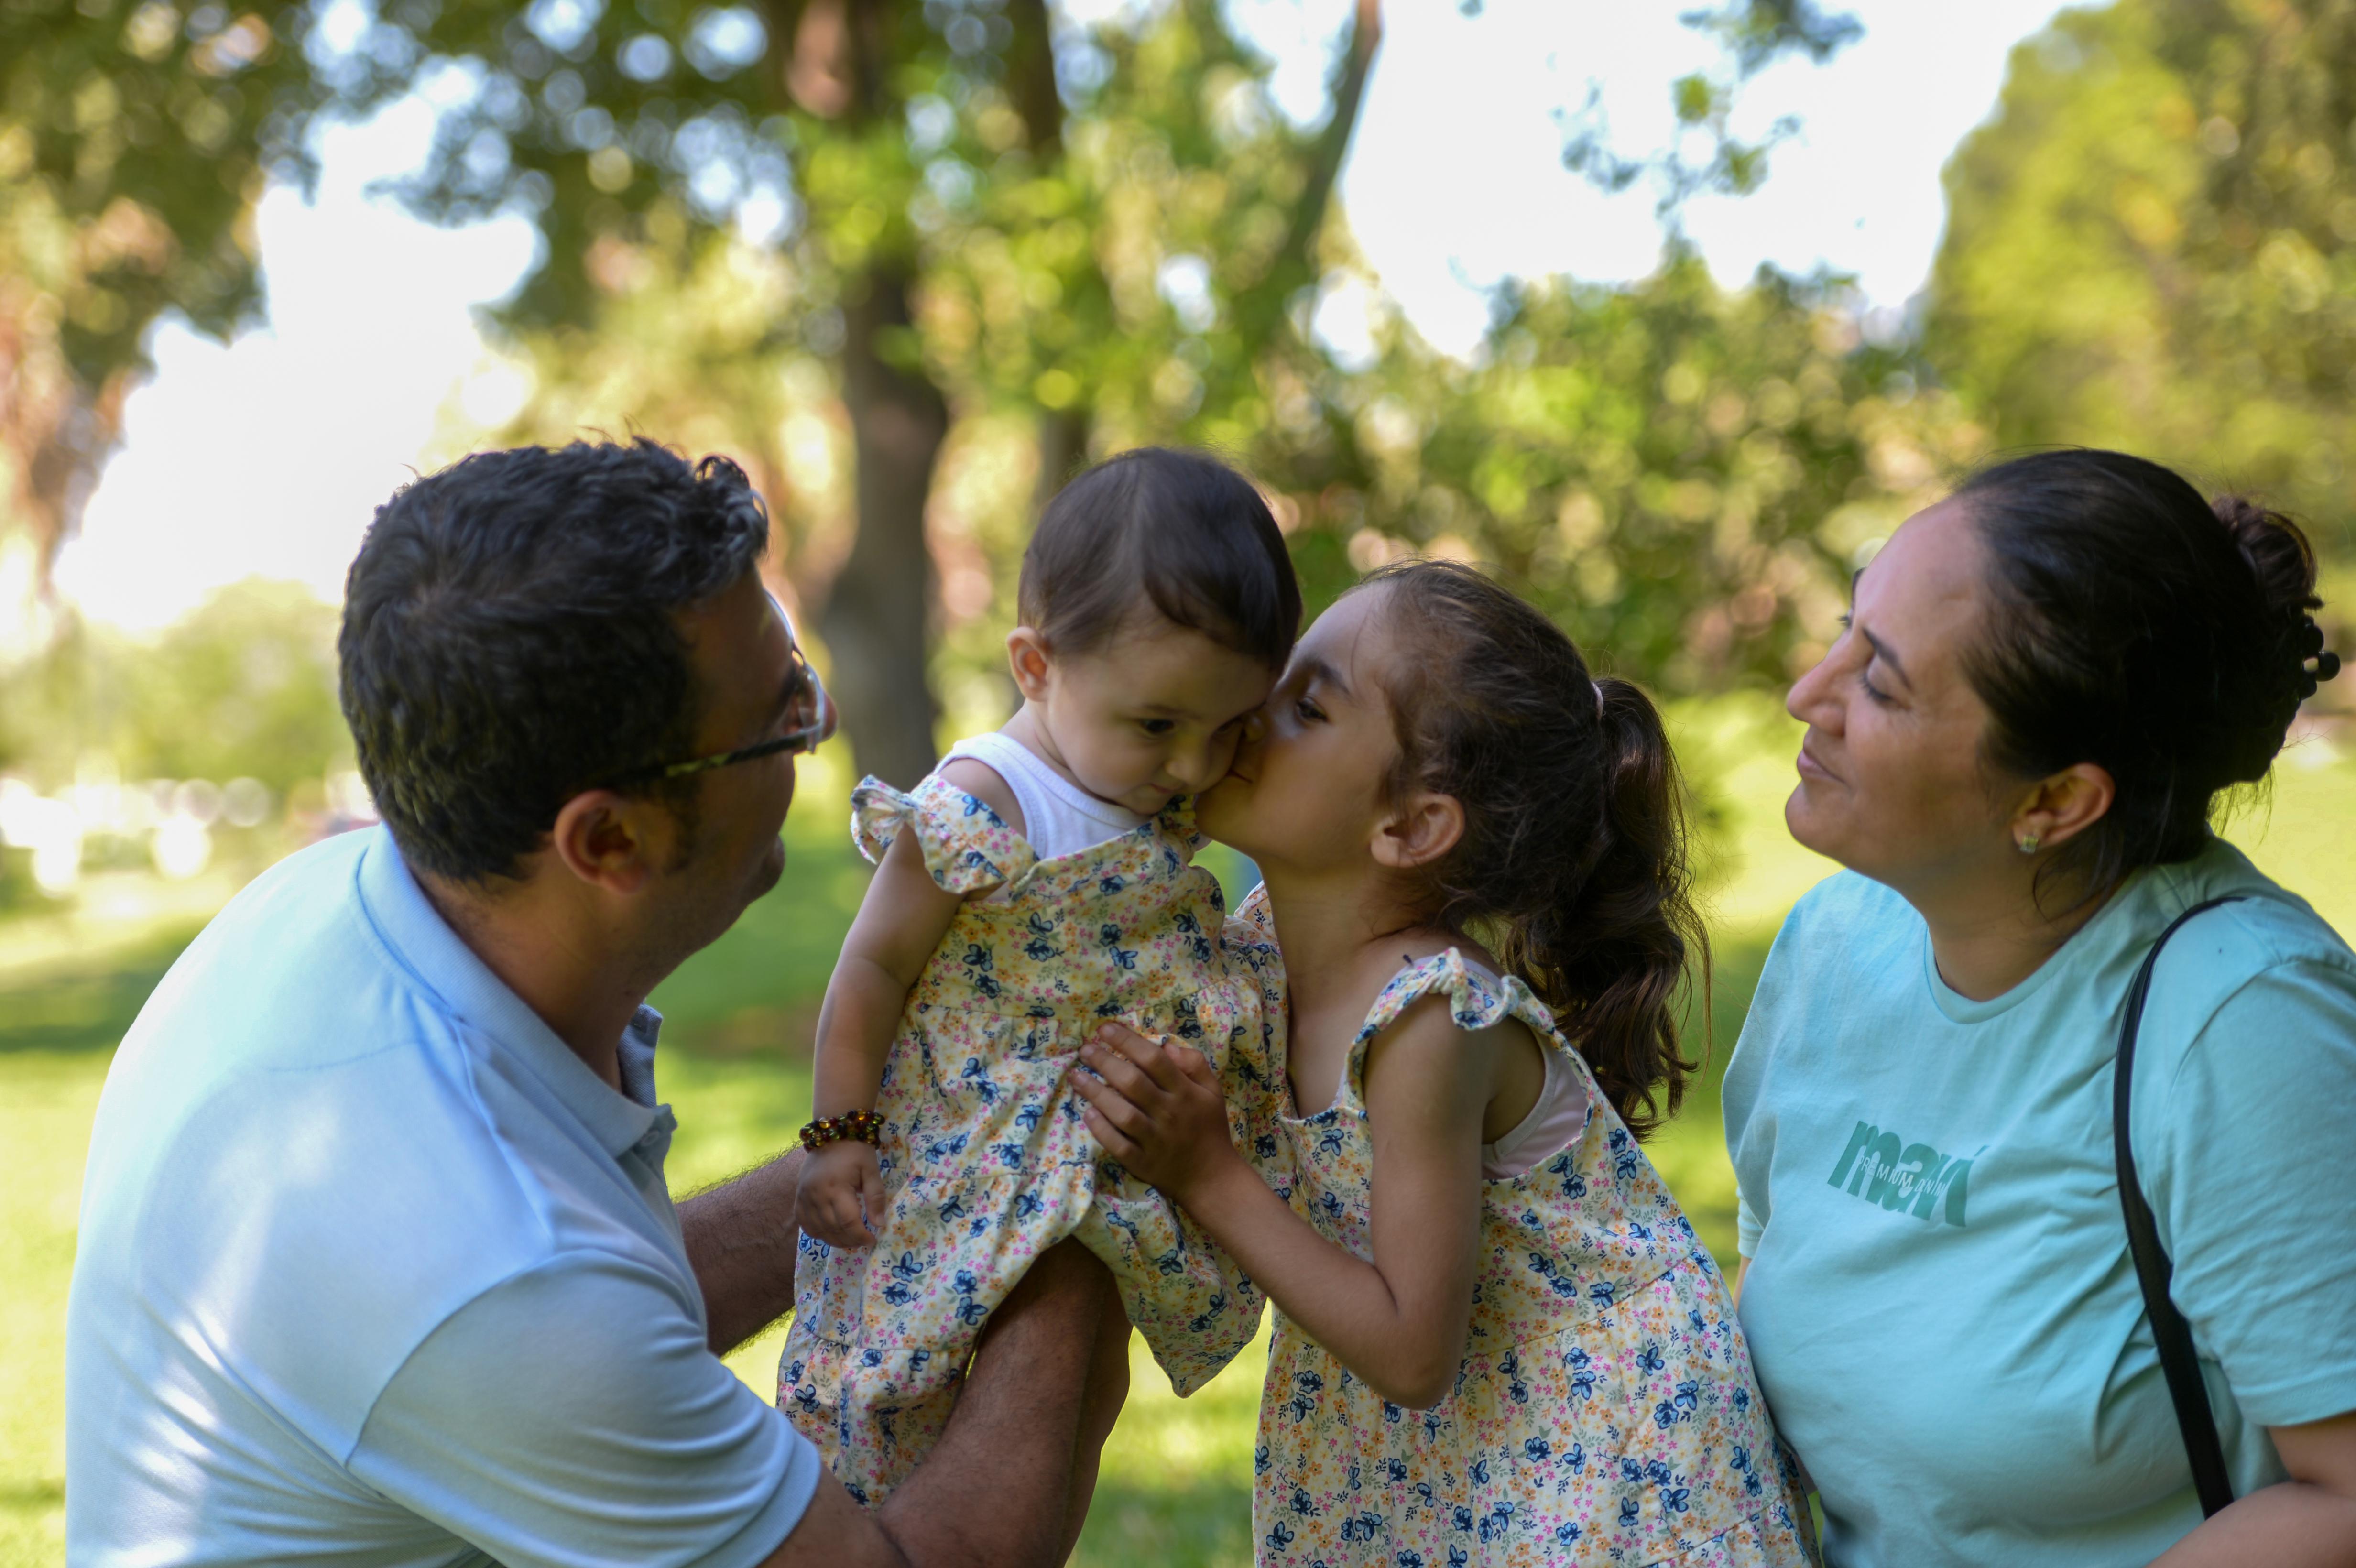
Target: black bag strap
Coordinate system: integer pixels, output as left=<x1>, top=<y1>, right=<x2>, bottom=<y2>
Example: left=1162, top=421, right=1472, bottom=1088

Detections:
left=2114, top=894, right=2243, bottom=1518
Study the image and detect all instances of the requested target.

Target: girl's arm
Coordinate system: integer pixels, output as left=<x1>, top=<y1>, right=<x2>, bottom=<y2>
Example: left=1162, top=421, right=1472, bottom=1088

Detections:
left=1071, top=1003, right=1500, bottom=1408
left=797, top=827, right=967, bottom=1247
left=801, top=760, right=1024, bottom=1249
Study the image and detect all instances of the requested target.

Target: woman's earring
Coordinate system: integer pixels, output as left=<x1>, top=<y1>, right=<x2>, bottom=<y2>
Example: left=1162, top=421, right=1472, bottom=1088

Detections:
left=2017, top=831, right=2041, bottom=855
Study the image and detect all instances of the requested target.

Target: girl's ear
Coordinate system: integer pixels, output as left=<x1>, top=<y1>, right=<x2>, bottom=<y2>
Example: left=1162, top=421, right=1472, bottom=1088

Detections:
left=1371, top=789, right=1464, bottom=872
left=1006, top=627, right=1054, bottom=702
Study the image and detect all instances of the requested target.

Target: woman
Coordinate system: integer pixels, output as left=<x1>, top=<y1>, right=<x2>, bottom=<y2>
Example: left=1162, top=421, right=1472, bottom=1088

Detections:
left=1724, top=448, right=2356, bottom=1566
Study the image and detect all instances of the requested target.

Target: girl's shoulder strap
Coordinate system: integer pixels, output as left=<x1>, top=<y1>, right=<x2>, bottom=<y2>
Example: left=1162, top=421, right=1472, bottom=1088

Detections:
left=851, top=773, right=1039, bottom=895
left=1337, top=948, right=1574, bottom=1111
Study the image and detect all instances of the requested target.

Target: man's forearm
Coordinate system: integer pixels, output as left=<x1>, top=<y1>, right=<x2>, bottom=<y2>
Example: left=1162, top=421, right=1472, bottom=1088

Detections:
left=679, top=1149, right=805, bottom=1355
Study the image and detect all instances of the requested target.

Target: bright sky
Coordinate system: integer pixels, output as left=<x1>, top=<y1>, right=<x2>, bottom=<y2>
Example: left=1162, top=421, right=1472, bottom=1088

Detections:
left=55, top=0, right=2072, bottom=631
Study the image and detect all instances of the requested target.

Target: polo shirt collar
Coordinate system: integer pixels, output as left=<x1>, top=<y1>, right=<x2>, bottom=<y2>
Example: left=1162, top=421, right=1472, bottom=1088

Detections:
left=355, top=826, right=665, bottom=1161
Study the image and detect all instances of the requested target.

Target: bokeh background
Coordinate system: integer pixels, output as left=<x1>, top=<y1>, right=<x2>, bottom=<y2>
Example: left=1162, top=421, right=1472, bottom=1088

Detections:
left=4, top=1, right=2355, bottom=1563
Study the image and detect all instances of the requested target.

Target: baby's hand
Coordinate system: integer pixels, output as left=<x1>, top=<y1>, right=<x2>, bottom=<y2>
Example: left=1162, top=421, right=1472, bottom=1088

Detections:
left=796, top=1139, right=886, bottom=1249
left=1070, top=1023, right=1237, bottom=1204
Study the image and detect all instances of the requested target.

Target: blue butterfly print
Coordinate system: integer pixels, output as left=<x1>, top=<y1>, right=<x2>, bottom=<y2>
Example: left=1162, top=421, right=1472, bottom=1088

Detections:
left=1014, top=1102, right=1044, bottom=1131
left=1476, top=1502, right=1515, bottom=1542
left=1673, top=1377, right=1701, bottom=1416
left=1342, top=1513, right=1383, bottom=1544
left=1383, top=1457, right=1409, bottom=1482
left=1524, top=1437, right=1552, bottom=1462
left=1316, top=1126, right=1349, bottom=1157
left=860, top=1347, right=884, bottom=1368
left=1553, top=1522, right=1584, bottom=1547
left=960, top=1058, right=1000, bottom=1104
left=1254, top=1133, right=1279, bottom=1160
left=1396, top=1552, right=1425, bottom=1568
left=889, top=1252, right=926, bottom=1281
left=1382, top=1401, right=1404, bottom=1427
left=1561, top=1169, right=1590, bottom=1200
left=1636, top=1342, right=1667, bottom=1374
left=1013, top=1191, right=1043, bottom=1221
left=1589, top=1280, right=1618, bottom=1307
left=1620, top=1459, right=1645, bottom=1484
left=1290, top=1487, right=1318, bottom=1517
left=924, top=1132, right=970, bottom=1162
left=1447, top=1547, right=1469, bottom=1568
left=1096, top=923, right=1139, bottom=969
left=1732, top=1386, right=1752, bottom=1412
left=1563, top=1441, right=1586, bottom=1473
left=1569, top=1364, right=1599, bottom=1401
left=1264, top=1521, right=1295, bottom=1552
left=1254, top=1443, right=1271, bottom=1477
left=1319, top=1191, right=1347, bottom=1224
left=993, top=1141, right=1024, bottom=1167
left=1662, top=1486, right=1692, bottom=1514
left=1643, top=1459, right=1674, bottom=1486
left=1618, top=1495, right=1642, bottom=1529
left=1450, top=1504, right=1474, bottom=1532
left=1469, top=1459, right=1490, bottom=1487
left=1098, top=874, right=1126, bottom=895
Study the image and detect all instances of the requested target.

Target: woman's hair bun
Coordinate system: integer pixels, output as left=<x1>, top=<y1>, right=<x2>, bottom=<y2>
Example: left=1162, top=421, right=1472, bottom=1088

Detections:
left=1954, top=450, right=2342, bottom=902
left=2212, top=494, right=2341, bottom=707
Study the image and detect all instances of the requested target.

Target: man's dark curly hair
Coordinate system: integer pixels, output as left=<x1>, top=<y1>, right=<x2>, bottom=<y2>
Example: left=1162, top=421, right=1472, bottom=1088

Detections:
left=339, top=440, right=771, bottom=884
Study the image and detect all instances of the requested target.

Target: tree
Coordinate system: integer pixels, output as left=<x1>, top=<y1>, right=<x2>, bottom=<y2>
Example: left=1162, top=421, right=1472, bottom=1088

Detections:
left=286, top=0, right=1380, bottom=785
left=0, top=0, right=315, bottom=643
left=1928, top=0, right=2356, bottom=556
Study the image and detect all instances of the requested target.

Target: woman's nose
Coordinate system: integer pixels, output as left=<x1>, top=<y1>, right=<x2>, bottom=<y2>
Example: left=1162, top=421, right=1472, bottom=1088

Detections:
left=1787, top=647, right=1839, bottom=730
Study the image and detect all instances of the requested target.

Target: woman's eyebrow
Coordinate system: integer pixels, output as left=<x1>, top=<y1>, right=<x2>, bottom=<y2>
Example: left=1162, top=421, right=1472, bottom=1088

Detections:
left=1859, top=626, right=1912, bottom=689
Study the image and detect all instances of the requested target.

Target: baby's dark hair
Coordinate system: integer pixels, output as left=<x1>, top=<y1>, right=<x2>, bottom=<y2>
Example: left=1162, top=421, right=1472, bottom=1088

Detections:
left=1019, top=447, right=1302, bottom=668
left=1360, top=560, right=1705, bottom=1140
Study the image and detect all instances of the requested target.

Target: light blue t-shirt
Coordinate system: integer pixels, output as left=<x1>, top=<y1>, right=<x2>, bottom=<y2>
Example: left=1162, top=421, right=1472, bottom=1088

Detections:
left=1724, top=838, right=2356, bottom=1568
left=65, top=826, right=822, bottom=1568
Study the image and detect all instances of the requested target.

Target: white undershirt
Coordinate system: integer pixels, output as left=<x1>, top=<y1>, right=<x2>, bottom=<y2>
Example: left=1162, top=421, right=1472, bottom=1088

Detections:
left=938, top=731, right=1148, bottom=864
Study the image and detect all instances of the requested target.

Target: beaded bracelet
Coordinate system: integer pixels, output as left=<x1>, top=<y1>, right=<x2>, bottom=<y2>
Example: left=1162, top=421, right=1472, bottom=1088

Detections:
left=799, top=1110, right=885, bottom=1152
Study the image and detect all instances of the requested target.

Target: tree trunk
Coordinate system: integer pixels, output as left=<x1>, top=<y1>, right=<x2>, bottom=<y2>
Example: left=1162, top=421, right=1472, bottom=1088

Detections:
left=1035, top=407, right=1090, bottom=517
left=820, top=263, right=951, bottom=788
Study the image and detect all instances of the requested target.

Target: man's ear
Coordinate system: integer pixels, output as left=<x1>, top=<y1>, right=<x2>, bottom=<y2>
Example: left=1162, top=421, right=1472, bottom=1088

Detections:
left=547, top=790, right=678, bottom=894
left=2010, top=762, right=2116, bottom=855
left=1006, top=627, right=1054, bottom=703
left=1370, top=789, right=1464, bottom=872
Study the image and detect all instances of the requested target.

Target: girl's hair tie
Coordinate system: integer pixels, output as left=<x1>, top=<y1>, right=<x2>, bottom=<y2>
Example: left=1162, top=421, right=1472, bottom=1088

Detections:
left=2295, top=614, right=2342, bottom=700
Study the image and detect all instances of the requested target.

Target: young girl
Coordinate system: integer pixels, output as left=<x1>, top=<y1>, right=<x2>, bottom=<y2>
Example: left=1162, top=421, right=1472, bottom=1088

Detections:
left=1072, top=561, right=1819, bottom=1567
left=778, top=447, right=1301, bottom=1508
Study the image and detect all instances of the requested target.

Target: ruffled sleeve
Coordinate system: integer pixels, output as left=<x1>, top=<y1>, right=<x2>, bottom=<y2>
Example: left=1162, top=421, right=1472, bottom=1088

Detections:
left=849, top=773, right=1039, bottom=894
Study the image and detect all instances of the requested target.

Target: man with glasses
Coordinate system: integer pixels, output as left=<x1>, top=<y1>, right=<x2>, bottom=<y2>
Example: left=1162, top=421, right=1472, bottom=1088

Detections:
left=65, top=442, right=1133, bottom=1568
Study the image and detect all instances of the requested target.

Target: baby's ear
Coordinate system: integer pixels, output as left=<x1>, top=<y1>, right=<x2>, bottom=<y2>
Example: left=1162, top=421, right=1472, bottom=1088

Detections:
left=1371, top=790, right=1464, bottom=872
left=1005, top=626, right=1054, bottom=700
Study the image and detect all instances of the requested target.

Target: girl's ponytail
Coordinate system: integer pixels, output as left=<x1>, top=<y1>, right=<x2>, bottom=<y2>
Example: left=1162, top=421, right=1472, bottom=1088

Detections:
left=1364, top=562, right=1705, bottom=1138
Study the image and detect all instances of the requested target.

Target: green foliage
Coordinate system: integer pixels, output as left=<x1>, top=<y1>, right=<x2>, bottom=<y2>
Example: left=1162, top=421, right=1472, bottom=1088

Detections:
left=1929, top=0, right=2356, bottom=557
left=0, top=580, right=349, bottom=791
left=1205, top=256, right=1985, bottom=693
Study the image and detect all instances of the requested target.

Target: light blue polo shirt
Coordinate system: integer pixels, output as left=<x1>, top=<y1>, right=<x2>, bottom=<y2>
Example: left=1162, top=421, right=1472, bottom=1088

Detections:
left=65, top=826, right=822, bottom=1568
left=1725, top=838, right=2356, bottom=1568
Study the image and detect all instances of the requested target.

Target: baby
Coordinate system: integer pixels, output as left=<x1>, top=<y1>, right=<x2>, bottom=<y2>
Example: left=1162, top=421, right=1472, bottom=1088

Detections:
left=777, top=446, right=1301, bottom=1505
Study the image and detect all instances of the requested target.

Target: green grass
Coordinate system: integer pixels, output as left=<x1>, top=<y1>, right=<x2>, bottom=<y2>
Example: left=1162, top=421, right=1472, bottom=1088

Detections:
left=4, top=708, right=2351, bottom=1568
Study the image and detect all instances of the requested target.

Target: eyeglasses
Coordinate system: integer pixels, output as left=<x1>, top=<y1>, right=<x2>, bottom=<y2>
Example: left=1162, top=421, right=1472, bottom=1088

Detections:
left=604, top=621, right=837, bottom=788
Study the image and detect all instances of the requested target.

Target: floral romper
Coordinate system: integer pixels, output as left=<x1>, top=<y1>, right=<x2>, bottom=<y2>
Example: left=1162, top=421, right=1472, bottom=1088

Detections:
left=777, top=775, right=1274, bottom=1504
left=1230, top=897, right=1819, bottom=1568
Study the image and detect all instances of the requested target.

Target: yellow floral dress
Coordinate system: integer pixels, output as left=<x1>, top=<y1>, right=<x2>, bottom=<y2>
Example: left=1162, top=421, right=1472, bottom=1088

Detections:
left=777, top=775, right=1273, bottom=1504
left=1226, top=895, right=1819, bottom=1568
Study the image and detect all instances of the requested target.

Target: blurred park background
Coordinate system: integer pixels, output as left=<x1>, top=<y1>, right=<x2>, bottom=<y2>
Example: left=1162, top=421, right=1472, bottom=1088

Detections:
left=5, top=0, right=2356, bottom=1562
